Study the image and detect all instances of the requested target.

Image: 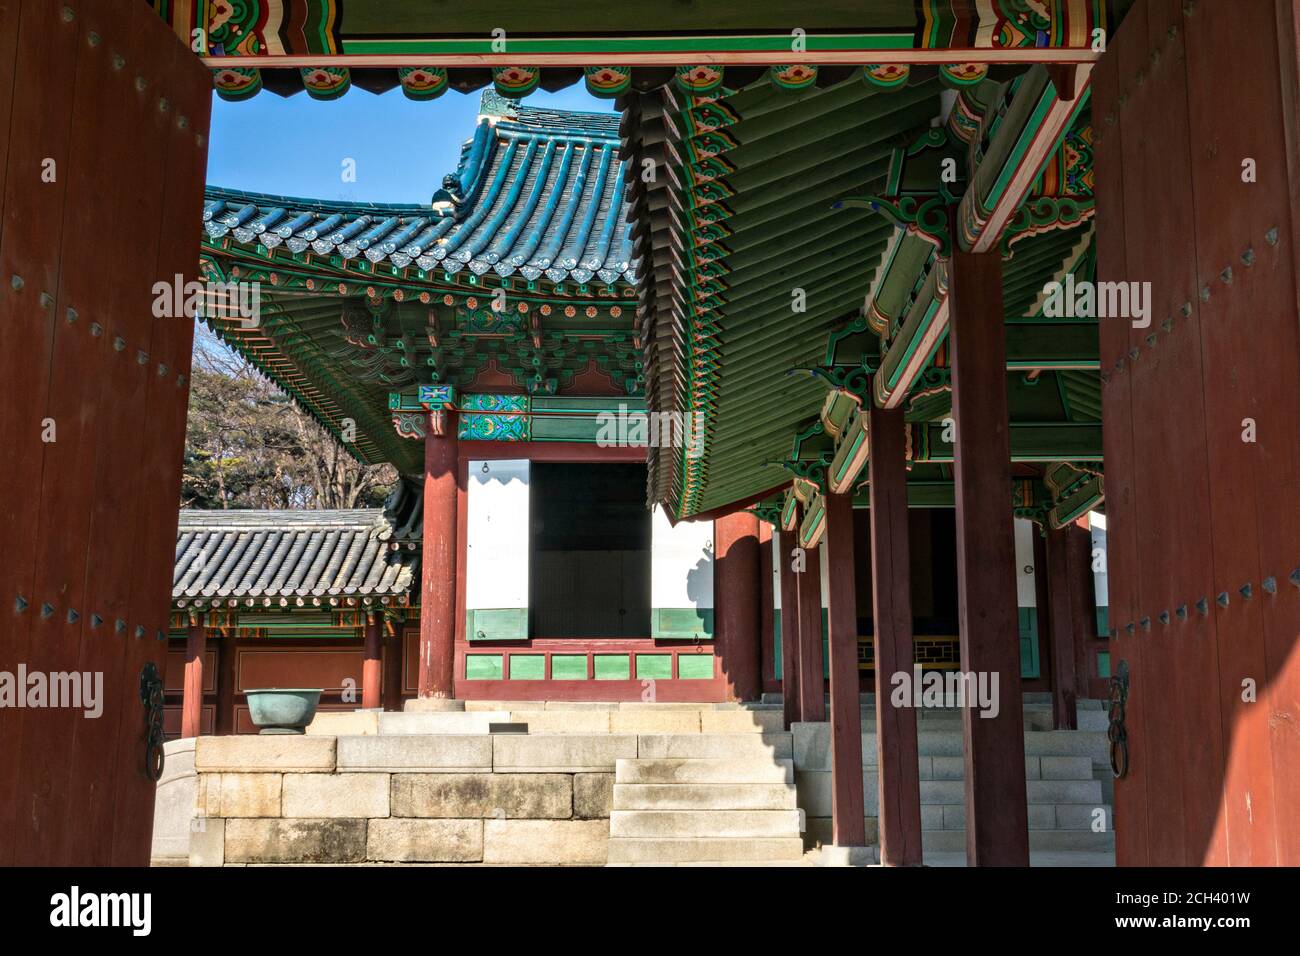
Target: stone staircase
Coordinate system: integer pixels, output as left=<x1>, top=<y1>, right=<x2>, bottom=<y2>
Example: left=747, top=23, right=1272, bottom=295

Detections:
left=607, top=749, right=805, bottom=865
left=288, top=694, right=1111, bottom=866
left=789, top=693, right=1115, bottom=858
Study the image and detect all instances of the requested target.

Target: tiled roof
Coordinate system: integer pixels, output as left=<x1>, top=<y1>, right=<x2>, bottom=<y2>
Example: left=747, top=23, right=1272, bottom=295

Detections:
left=172, top=509, right=417, bottom=602
left=202, top=96, right=635, bottom=287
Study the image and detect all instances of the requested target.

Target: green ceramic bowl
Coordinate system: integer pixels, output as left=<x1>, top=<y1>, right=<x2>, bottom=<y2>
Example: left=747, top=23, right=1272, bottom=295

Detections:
left=244, top=689, right=322, bottom=735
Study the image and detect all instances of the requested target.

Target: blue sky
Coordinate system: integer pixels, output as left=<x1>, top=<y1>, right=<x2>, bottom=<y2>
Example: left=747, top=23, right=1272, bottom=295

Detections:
left=207, top=85, right=614, bottom=204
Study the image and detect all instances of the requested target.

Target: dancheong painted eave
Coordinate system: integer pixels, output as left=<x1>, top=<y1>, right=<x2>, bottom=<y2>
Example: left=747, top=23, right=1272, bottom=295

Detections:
left=202, top=94, right=637, bottom=289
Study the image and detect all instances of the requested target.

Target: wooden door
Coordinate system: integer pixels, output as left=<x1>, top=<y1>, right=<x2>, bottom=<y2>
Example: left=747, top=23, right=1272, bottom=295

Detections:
left=0, top=0, right=210, bottom=865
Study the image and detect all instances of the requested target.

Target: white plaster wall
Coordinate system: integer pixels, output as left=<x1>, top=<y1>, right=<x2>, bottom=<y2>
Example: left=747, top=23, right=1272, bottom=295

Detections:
left=465, top=459, right=530, bottom=612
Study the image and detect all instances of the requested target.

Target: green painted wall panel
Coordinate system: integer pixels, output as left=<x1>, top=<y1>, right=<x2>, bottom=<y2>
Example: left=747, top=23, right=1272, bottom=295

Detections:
left=465, top=654, right=504, bottom=680
left=509, top=654, right=545, bottom=680
left=594, top=654, right=631, bottom=680
left=651, top=607, right=715, bottom=640
left=1018, top=606, right=1040, bottom=679
left=466, top=608, right=529, bottom=641
left=677, top=654, right=715, bottom=680
left=551, top=654, right=589, bottom=680
left=635, top=654, right=673, bottom=680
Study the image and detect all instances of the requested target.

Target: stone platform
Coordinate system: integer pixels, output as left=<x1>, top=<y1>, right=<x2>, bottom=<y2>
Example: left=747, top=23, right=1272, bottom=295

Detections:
left=151, top=697, right=1115, bottom=867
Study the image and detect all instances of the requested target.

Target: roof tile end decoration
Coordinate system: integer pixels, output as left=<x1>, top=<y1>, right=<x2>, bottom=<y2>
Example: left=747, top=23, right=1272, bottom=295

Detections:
left=202, top=94, right=636, bottom=290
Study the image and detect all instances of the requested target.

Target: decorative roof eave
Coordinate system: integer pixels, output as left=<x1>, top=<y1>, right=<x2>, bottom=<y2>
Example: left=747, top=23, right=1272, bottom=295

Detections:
left=164, top=0, right=1115, bottom=101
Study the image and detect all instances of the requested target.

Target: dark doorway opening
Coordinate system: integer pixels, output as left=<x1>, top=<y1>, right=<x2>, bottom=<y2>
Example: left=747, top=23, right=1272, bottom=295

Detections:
left=529, top=462, right=651, bottom=637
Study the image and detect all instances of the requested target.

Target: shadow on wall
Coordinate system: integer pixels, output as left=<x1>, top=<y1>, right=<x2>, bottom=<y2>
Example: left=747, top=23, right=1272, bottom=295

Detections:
left=686, top=552, right=714, bottom=607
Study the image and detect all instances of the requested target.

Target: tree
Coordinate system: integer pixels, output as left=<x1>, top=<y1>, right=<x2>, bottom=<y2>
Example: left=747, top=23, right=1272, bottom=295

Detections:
left=181, top=328, right=397, bottom=510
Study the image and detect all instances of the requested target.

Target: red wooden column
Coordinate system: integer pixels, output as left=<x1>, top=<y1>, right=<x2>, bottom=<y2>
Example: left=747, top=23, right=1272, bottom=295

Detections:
left=382, top=628, right=406, bottom=711
left=868, top=401, right=923, bottom=865
left=215, top=633, right=237, bottom=736
left=795, top=540, right=826, bottom=722
left=1045, top=526, right=1079, bottom=730
left=715, top=511, right=762, bottom=702
left=418, top=410, right=459, bottom=698
left=948, top=238, right=1030, bottom=866
left=758, top=522, right=777, bottom=693
left=362, top=613, right=382, bottom=710
left=181, top=618, right=206, bottom=739
left=777, top=528, right=803, bottom=728
left=1066, top=523, right=1096, bottom=699
left=824, top=491, right=866, bottom=847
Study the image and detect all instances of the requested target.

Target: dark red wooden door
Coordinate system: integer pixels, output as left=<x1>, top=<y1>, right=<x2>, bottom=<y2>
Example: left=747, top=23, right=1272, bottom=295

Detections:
left=0, top=0, right=210, bottom=865
left=1094, top=0, right=1300, bottom=866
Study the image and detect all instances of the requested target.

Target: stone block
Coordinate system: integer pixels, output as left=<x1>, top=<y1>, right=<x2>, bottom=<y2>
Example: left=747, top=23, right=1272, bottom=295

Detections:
left=482, top=819, right=608, bottom=864
left=607, top=837, right=805, bottom=864
left=197, top=772, right=282, bottom=818
left=699, top=710, right=785, bottom=734
left=544, top=701, right=618, bottom=711
left=493, top=733, right=637, bottom=772
left=609, top=710, right=700, bottom=734
left=465, top=700, right=543, bottom=712
left=636, top=733, right=792, bottom=760
left=225, top=818, right=367, bottom=864
left=366, top=819, right=483, bottom=862
left=613, top=783, right=796, bottom=811
left=615, top=757, right=793, bottom=785
left=795, top=770, right=831, bottom=817
left=335, top=734, right=492, bottom=772
left=378, top=711, right=510, bottom=735
left=281, top=773, right=390, bottom=819
left=403, top=698, right=466, bottom=713
left=1039, top=755, right=1094, bottom=780
left=152, top=748, right=198, bottom=864
left=574, top=773, right=614, bottom=818
left=1056, top=803, right=1110, bottom=831
left=188, top=817, right=224, bottom=867
left=306, top=711, right=379, bottom=736
left=390, top=773, right=572, bottom=819
left=508, top=710, right=610, bottom=734
left=195, top=735, right=336, bottom=773
left=609, top=809, right=802, bottom=839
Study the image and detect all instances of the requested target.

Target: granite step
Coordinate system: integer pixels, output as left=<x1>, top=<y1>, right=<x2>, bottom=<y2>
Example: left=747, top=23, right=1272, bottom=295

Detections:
left=607, top=837, right=805, bottom=864
left=613, top=783, right=798, bottom=811
left=610, top=809, right=803, bottom=839
left=614, top=757, right=794, bottom=785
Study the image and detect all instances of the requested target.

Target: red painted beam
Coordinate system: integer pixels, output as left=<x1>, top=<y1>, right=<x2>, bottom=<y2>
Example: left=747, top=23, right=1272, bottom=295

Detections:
left=1045, top=526, right=1078, bottom=731
left=777, top=529, right=802, bottom=729
left=796, top=541, right=826, bottom=722
left=949, top=235, right=1030, bottom=866
left=825, top=490, right=866, bottom=847
left=363, top=614, right=382, bottom=710
left=868, top=401, right=923, bottom=865
left=715, top=511, right=761, bottom=702
left=181, top=620, right=206, bottom=739
left=419, top=411, right=459, bottom=698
